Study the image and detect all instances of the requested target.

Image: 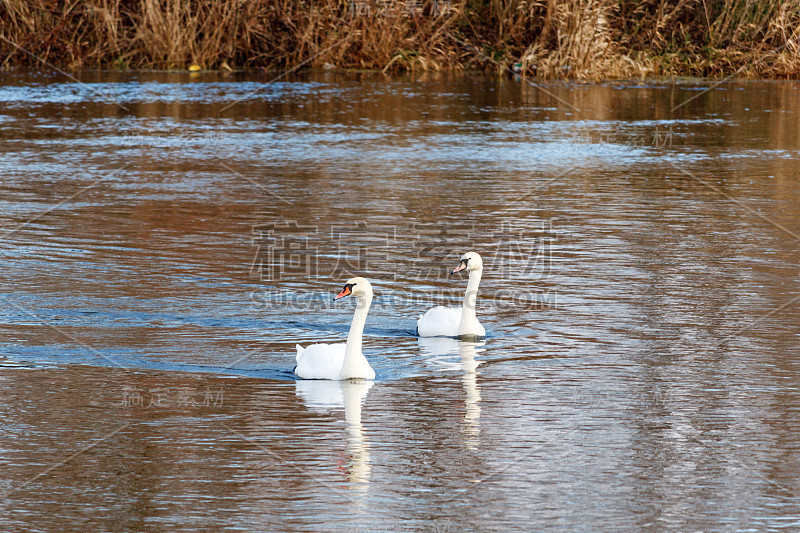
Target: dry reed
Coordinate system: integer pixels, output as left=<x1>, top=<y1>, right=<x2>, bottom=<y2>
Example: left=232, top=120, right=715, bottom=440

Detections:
left=1, top=0, right=798, bottom=78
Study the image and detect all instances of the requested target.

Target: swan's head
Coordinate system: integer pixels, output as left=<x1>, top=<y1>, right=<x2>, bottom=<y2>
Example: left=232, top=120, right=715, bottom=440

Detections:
left=451, top=252, right=483, bottom=274
left=333, top=277, right=372, bottom=301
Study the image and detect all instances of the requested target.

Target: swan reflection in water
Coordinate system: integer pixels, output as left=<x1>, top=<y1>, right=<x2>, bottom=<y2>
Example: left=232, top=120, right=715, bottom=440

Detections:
left=418, top=337, right=484, bottom=450
left=294, top=379, right=373, bottom=500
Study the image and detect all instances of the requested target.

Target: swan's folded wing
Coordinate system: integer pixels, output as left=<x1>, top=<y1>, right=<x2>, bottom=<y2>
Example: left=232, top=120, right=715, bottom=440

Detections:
left=416, top=306, right=462, bottom=337
left=294, top=343, right=347, bottom=380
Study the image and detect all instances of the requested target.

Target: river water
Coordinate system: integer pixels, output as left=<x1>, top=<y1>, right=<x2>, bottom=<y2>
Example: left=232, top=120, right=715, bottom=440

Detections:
left=1, top=71, right=799, bottom=531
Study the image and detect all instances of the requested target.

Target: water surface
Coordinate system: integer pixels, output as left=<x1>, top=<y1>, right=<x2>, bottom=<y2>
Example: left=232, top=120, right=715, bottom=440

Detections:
left=1, top=71, right=800, bottom=531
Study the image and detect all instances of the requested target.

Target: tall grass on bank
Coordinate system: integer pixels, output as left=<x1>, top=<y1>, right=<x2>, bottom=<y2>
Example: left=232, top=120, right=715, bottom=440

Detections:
left=1, top=0, right=798, bottom=79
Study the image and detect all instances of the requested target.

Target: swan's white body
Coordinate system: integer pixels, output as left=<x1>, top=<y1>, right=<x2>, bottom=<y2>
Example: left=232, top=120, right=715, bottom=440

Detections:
left=295, top=277, right=376, bottom=380
left=417, top=252, right=486, bottom=338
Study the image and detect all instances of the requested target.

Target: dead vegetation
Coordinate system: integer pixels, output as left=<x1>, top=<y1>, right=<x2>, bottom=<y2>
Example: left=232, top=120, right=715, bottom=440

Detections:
left=0, top=0, right=798, bottom=78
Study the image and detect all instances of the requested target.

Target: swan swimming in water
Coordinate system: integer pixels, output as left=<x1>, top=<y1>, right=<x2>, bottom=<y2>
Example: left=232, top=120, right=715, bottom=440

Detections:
left=295, top=277, right=376, bottom=380
left=417, top=252, right=486, bottom=339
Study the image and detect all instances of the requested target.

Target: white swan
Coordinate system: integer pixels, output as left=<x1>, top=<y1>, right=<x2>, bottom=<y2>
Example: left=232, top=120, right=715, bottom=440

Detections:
left=295, top=277, right=376, bottom=380
left=417, top=252, right=486, bottom=339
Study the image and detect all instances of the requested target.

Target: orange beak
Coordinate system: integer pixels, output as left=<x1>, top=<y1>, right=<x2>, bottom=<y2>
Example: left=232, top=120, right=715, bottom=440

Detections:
left=451, top=259, right=467, bottom=274
left=334, top=284, right=352, bottom=301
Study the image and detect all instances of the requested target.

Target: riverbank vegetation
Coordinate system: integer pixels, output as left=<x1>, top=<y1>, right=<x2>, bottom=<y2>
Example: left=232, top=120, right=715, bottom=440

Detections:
left=1, top=0, right=798, bottom=79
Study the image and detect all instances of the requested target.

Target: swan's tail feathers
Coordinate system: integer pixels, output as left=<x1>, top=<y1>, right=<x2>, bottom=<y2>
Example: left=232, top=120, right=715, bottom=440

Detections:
left=296, top=344, right=304, bottom=359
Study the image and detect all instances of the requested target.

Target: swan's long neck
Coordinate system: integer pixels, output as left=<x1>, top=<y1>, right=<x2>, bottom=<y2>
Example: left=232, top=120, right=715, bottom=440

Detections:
left=342, top=291, right=372, bottom=372
left=458, top=268, right=482, bottom=336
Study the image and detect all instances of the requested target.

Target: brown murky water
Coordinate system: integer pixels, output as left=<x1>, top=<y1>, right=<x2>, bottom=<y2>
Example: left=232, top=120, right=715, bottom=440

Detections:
left=1, top=71, right=800, bottom=531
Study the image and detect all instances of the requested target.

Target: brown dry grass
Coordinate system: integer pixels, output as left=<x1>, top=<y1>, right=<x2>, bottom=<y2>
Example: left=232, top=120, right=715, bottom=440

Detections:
left=0, top=0, right=798, bottom=78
